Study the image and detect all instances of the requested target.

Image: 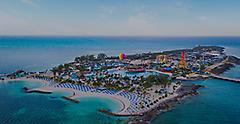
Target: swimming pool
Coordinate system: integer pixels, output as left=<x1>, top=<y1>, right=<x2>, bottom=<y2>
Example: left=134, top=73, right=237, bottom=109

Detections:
left=107, top=70, right=160, bottom=78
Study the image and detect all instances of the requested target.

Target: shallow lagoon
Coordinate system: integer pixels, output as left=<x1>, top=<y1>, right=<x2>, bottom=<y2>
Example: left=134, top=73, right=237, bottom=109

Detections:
left=0, top=80, right=127, bottom=124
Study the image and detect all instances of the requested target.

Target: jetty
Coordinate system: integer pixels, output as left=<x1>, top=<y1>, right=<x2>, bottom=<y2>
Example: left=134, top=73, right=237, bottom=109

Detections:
left=210, top=74, right=240, bottom=83
left=24, top=87, right=52, bottom=94
left=60, top=89, right=80, bottom=103
left=25, top=87, right=80, bottom=103
left=61, top=96, right=80, bottom=103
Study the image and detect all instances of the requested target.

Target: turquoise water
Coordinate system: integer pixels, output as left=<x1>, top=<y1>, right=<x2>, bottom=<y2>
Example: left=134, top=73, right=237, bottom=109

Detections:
left=152, top=66, right=240, bottom=124
left=0, top=36, right=240, bottom=124
left=221, top=65, right=240, bottom=79
left=0, top=80, right=126, bottom=124
left=108, top=70, right=160, bottom=78
left=63, top=97, right=126, bottom=124
left=152, top=79, right=240, bottom=124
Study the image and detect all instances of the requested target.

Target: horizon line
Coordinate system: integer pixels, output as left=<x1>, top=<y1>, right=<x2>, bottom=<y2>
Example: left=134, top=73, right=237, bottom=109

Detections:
left=1, top=34, right=240, bottom=38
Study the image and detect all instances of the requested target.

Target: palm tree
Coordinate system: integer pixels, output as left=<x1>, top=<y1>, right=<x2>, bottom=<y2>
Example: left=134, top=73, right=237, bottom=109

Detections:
left=97, top=53, right=107, bottom=60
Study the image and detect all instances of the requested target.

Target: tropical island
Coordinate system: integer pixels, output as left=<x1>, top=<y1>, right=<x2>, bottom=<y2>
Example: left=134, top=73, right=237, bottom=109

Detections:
left=2, top=45, right=240, bottom=124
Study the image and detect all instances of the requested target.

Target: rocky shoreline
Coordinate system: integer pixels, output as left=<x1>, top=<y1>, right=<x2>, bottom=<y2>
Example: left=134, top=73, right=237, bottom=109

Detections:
left=126, top=83, right=204, bottom=124
left=210, top=56, right=240, bottom=75
left=210, top=63, right=234, bottom=75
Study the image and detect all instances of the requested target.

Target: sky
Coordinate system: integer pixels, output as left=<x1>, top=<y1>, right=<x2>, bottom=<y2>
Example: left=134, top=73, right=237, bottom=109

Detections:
left=0, top=0, right=240, bottom=36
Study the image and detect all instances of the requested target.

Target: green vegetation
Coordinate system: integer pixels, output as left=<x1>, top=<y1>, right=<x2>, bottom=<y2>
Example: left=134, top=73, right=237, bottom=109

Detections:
left=97, top=53, right=107, bottom=60
left=200, top=64, right=206, bottom=71
left=143, top=75, right=171, bottom=88
left=75, top=55, right=96, bottom=62
left=92, top=82, right=101, bottom=87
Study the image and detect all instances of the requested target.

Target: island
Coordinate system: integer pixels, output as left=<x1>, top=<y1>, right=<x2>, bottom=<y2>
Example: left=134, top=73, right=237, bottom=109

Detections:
left=2, top=45, right=240, bottom=124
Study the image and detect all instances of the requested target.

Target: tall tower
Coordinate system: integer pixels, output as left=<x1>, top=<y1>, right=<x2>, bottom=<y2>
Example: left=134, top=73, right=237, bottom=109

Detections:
left=179, top=51, right=187, bottom=68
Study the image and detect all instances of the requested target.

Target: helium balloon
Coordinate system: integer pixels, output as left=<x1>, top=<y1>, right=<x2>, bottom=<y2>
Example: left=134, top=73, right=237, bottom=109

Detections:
left=119, top=53, right=126, bottom=60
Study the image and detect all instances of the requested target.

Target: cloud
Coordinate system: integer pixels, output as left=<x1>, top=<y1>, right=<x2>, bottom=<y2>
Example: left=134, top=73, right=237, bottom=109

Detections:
left=175, top=1, right=183, bottom=7
left=122, top=13, right=158, bottom=35
left=21, top=0, right=37, bottom=7
left=198, top=16, right=208, bottom=21
left=98, top=6, right=115, bottom=18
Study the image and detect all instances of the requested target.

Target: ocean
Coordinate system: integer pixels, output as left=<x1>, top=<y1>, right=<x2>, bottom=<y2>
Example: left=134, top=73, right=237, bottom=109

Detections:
left=0, top=36, right=240, bottom=124
left=1, top=36, right=240, bottom=74
left=152, top=77, right=240, bottom=124
left=0, top=80, right=126, bottom=124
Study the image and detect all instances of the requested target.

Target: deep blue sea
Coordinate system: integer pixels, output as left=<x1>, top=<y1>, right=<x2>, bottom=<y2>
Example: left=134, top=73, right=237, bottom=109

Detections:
left=0, top=36, right=240, bottom=124
left=0, top=36, right=240, bottom=74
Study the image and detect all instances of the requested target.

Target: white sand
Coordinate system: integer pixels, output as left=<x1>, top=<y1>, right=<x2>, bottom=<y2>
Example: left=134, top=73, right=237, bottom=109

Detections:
left=3, top=77, right=182, bottom=115
left=36, top=86, right=130, bottom=113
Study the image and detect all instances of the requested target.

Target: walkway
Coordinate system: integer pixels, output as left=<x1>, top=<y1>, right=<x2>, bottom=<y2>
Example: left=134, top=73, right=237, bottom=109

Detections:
left=210, top=74, right=240, bottom=83
left=205, top=56, right=232, bottom=72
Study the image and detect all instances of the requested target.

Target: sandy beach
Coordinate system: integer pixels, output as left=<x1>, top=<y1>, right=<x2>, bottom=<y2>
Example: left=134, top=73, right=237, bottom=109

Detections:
left=4, top=78, right=131, bottom=114
left=2, top=77, right=203, bottom=121
left=34, top=86, right=130, bottom=113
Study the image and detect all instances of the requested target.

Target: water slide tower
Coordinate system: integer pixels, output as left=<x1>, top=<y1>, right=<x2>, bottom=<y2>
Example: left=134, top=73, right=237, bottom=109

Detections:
left=178, top=51, right=187, bottom=68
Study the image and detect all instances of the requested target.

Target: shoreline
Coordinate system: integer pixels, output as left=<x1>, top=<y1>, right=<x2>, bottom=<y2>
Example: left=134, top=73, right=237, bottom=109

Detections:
left=6, top=78, right=131, bottom=114
left=126, top=83, right=204, bottom=124
left=58, top=87, right=130, bottom=113
left=33, top=86, right=130, bottom=113
left=0, top=73, right=233, bottom=124
left=208, top=56, right=240, bottom=75
left=2, top=78, right=129, bottom=114
left=1, top=45, right=239, bottom=123
left=2, top=78, right=193, bottom=118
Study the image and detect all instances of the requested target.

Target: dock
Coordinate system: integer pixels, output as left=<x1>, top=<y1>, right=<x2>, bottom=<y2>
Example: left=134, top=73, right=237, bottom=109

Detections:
left=210, top=74, right=240, bottom=83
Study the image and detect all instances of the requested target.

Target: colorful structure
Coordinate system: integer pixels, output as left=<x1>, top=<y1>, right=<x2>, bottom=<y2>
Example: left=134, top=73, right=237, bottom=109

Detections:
left=126, top=66, right=145, bottom=73
left=156, top=55, right=168, bottom=63
left=178, top=51, right=187, bottom=68
left=119, top=53, right=126, bottom=60
left=161, top=67, right=172, bottom=72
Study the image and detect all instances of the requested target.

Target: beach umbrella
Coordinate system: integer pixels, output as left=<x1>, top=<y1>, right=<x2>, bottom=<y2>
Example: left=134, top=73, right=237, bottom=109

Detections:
left=119, top=53, right=126, bottom=60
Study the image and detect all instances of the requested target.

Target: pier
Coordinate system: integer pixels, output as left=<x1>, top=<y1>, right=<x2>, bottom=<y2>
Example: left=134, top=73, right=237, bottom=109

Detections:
left=210, top=74, right=240, bottom=83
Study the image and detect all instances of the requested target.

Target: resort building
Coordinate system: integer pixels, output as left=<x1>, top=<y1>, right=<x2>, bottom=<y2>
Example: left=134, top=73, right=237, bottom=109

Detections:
left=156, top=55, right=168, bottom=63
